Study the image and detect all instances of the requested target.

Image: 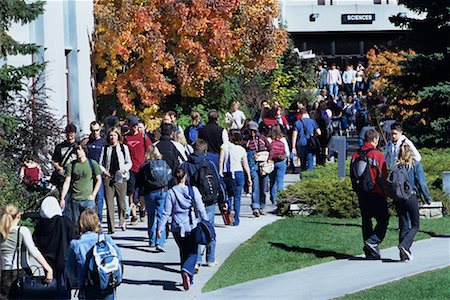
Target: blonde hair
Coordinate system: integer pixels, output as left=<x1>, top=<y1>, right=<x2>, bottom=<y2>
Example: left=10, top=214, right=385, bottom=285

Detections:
left=191, top=111, right=201, bottom=126
left=107, top=127, right=123, bottom=145
left=78, top=209, right=100, bottom=234
left=397, top=143, right=414, bottom=170
left=146, top=145, right=163, bottom=160
left=174, top=131, right=188, bottom=146
left=231, top=101, right=240, bottom=110
left=0, top=203, right=20, bottom=240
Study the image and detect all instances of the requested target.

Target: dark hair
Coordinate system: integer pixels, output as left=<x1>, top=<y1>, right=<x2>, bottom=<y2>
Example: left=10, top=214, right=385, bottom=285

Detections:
left=269, top=124, right=283, bottom=141
left=364, top=129, right=380, bottom=142
left=108, top=107, right=117, bottom=115
left=390, top=122, right=403, bottom=132
left=161, top=123, right=173, bottom=136
left=208, top=110, right=218, bottom=123
left=229, top=130, right=242, bottom=144
left=299, top=108, right=308, bottom=115
left=194, top=138, right=208, bottom=154
left=167, top=110, right=177, bottom=118
left=90, top=121, right=100, bottom=128
left=73, top=143, right=89, bottom=155
left=65, top=123, right=77, bottom=134
left=173, top=168, right=187, bottom=184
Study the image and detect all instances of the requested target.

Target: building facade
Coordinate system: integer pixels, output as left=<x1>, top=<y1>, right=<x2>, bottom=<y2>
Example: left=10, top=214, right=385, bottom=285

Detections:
left=280, top=0, right=420, bottom=66
left=5, top=0, right=95, bottom=136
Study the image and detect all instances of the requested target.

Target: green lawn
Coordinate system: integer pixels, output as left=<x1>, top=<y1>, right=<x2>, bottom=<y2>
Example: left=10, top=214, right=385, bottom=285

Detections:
left=338, top=267, right=450, bottom=299
left=203, top=216, right=450, bottom=292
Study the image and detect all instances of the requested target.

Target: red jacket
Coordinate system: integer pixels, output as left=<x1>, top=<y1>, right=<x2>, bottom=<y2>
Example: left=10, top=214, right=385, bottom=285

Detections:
left=351, top=142, right=387, bottom=197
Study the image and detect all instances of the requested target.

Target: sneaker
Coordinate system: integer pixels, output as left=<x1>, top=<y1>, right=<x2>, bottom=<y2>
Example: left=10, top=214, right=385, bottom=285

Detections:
left=253, top=209, right=260, bottom=217
left=229, top=211, right=235, bottom=225
left=259, top=209, right=266, bottom=215
left=182, top=271, right=190, bottom=291
left=140, top=210, right=146, bottom=222
left=206, top=260, right=218, bottom=267
left=399, top=246, right=413, bottom=261
left=194, top=264, right=200, bottom=274
left=130, top=216, right=138, bottom=225
left=364, top=241, right=380, bottom=259
left=155, top=245, right=166, bottom=252
left=121, top=223, right=127, bottom=231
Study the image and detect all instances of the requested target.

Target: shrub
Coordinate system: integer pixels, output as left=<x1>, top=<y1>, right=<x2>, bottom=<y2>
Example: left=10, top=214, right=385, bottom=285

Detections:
left=278, top=148, right=450, bottom=218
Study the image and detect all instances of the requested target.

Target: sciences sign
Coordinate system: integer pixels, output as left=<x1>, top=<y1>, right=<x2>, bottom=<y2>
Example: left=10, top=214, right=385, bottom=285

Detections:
left=341, top=14, right=375, bottom=24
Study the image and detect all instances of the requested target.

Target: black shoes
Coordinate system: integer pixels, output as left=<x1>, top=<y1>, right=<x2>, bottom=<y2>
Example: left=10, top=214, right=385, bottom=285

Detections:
left=364, top=241, right=381, bottom=260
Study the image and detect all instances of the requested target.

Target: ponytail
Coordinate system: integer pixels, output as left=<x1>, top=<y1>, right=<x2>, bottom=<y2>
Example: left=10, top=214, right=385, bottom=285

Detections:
left=0, top=203, right=20, bottom=240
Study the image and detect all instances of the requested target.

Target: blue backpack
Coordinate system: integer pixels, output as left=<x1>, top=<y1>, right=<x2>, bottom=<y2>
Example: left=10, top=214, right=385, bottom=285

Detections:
left=186, top=124, right=204, bottom=145
left=84, top=234, right=122, bottom=294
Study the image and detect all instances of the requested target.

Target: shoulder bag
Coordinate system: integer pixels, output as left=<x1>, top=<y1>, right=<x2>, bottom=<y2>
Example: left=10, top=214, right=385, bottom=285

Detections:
left=188, top=187, right=216, bottom=245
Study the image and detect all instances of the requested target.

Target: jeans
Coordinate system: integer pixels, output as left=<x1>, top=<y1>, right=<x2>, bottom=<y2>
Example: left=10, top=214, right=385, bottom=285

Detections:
left=270, top=160, right=287, bottom=204
left=71, top=199, right=96, bottom=225
left=298, top=145, right=314, bottom=171
left=96, top=181, right=105, bottom=222
left=358, top=192, right=389, bottom=245
left=227, top=171, right=245, bottom=226
left=62, top=192, right=72, bottom=221
left=144, top=190, right=167, bottom=247
left=174, top=231, right=198, bottom=278
left=197, top=204, right=216, bottom=264
left=395, top=194, right=420, bottom=251
left=251, top=169, right=269, bottom=210
left=329, top=82, right=339, bottom=99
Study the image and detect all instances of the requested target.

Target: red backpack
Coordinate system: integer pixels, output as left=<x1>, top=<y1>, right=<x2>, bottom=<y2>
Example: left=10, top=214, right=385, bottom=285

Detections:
left=269, top=140, right=286, bottom=162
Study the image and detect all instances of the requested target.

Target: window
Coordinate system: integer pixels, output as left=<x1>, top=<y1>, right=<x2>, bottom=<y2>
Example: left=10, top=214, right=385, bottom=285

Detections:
left=374, top=0, right=382, bottom=4
left=318, top=0, right=325, bottom=5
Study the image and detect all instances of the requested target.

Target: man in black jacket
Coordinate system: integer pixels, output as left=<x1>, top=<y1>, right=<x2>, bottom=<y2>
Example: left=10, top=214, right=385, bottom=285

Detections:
left=198, top=110, right=229, bottom=169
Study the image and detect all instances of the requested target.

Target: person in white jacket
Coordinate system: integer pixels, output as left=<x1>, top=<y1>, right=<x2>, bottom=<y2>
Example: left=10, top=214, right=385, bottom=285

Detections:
left=384, top=122, right=421, bottom=170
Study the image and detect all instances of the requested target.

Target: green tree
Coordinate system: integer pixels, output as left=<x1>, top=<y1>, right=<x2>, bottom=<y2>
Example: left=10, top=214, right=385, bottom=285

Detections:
left=0, top=0, right=46, bottom=142
left=389, top=0, right=450, bottom=147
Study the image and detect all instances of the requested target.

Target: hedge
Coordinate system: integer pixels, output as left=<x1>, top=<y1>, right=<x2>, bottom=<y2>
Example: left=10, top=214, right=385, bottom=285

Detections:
left=278, top=148, right=450, bottom=218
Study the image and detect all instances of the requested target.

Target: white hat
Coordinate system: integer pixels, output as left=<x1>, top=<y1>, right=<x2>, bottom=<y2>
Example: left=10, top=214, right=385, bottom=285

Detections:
left=40, top=196, right=62, bottom=219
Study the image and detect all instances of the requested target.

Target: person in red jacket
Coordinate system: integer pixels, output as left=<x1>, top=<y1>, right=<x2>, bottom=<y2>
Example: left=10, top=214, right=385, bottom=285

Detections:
left=351, top=129, right=388, bottom=259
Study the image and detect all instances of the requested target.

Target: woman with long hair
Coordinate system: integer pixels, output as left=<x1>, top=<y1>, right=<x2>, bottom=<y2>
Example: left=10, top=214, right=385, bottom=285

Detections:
left=0, top=203, right=53, bottom=299
left=395, top=143, right=433, bottom=261
left=99, top=127, right=132, bottom=234
left=267, top=125, right=290, bottom=205
left=65, top=209, right=121, bottom=299
left=156, top=168, right=208, bottom=291
left=137, top=145, right=171, bottom=251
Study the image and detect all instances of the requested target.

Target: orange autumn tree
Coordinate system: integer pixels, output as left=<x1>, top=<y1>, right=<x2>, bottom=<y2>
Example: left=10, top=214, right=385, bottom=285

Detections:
left=94, top=0, right=287, bottom=112
left=366, top=47, right=418, bottom=120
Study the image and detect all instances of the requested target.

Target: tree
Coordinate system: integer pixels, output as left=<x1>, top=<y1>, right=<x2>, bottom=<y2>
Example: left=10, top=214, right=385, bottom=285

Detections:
left=94, top=0, right=287, bottom=111
left=389, top=0, right=450, bottom=147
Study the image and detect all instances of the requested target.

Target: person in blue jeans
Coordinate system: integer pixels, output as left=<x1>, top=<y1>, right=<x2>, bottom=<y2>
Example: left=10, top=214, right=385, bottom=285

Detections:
left=219, top=130, right=252, bottom=226
left=267, top=125, right=289, bottom=205
left=291, top=109, right=321, bottom=172
left=245, top=121, right=270, bottom=216
left=137, top=145, right=171, bottom=251
left=394, top=143, right=432, bottom=261
left=66, top=209, right=121, bottom=299
left=157, top=169, right=208, bottom=291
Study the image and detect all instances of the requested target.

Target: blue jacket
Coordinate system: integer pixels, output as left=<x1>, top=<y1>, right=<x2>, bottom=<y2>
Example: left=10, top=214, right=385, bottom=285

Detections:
left=407, top=161, right=432, bottom=202
left=65, top=231, right=121, bottom=292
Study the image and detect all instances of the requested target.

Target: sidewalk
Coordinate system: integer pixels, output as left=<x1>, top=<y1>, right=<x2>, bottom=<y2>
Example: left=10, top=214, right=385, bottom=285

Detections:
left=113, top=174, right=299, bottom=300
left=199, top=237, right=450, bottom=300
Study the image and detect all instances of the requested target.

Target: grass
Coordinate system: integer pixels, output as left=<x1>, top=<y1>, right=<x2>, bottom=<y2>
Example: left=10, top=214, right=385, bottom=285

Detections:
left=202, top=216, right=450, bottom=293
left=338, top=267, right=450, bottom=300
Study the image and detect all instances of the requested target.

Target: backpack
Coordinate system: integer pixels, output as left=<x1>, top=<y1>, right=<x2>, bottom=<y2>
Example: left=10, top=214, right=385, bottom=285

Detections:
left=186, top=124, right=203, bottom=145
left=350, top=149, right=380, bottom=193
left=84, top=233, right=122, bottom=294
left=142, top=159, right=172, bottom=190
left=156, top=140, right=184, bottom=172
left=192, top=160, right=220, bottom=206
left=386, top=165, right=413, bottom=201
left=269, top=140, right=286, bottom=162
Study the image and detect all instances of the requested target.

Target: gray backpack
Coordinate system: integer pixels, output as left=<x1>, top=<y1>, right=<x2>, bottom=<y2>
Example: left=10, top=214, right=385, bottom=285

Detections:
left=386, top=164, right=413, bottom=201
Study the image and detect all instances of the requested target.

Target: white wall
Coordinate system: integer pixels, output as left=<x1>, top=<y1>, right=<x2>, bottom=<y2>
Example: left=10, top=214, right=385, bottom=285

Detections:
left=280, top=0, right=419, bottom=32
left=5, top=0, right=95, bottom=137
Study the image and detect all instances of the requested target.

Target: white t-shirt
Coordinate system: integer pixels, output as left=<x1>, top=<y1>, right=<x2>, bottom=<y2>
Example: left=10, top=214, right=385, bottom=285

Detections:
left=226, top=110, right=246, bottom=130
left=220, top=142, right=247, bottom=175
left=328, top=69, right=342, bottom=84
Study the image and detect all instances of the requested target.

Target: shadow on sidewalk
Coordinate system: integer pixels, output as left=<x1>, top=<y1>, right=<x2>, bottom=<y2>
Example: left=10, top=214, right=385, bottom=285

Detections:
left=122, top=278, right=181, bottom=290
left=122, top=259, right=180, bottom=274
left=419, top=230, right=450, bottom=238
left=269, top=242, right=353, bottom=260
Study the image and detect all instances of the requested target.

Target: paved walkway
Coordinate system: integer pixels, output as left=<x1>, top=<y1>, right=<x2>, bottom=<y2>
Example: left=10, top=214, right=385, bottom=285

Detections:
left=113, top=174, right=299, bottom=300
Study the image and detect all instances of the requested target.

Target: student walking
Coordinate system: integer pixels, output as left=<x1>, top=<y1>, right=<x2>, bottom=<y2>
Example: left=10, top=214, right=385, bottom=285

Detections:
left=267, top=125, right=289, bottom=205
left=0, top=203, right=54, bottom=299
left=385, top=122, right=422, bottom=170
left=157, top=168, right=208, bottom=291
left=394, top=143, right=433, bottom=261
left=99, top=127, right=132, bottom=234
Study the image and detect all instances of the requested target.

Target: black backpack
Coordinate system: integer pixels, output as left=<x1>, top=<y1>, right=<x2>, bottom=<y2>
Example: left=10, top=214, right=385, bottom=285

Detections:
left=350, top=149, right=380, bottom=193
left=192, top=160, right=220, bottom=206
left=142, top=159, right=172, bottom=191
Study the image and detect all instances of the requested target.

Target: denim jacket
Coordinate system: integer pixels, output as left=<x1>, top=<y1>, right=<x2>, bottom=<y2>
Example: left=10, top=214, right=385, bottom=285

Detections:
left=65, top=231, right=121, bottom=291
left=407, top=161, right=432, bottom=202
